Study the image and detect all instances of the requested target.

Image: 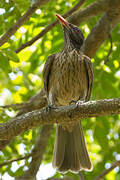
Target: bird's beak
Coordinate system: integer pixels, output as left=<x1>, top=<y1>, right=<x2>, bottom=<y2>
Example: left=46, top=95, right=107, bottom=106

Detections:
left=56, top=14, right=70, bottom=29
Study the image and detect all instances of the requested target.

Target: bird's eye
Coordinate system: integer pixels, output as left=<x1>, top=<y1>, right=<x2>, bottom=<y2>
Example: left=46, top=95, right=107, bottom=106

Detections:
left=74, top=27, right=81, bottom=34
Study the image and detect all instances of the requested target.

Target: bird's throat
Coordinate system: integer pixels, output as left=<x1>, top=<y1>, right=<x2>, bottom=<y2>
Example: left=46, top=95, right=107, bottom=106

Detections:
left=63, top=31, right=83, bottom=51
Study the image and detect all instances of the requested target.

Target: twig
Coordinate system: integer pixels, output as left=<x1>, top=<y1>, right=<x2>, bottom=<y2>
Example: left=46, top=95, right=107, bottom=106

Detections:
left=15, top=0, right=85, bottom=53
left=104, top=33, right=113, bottom=64
left=94, top=161, right=120, bottom=180
left=0, top=152, right=33, bottom=168
left=0, top=0, right=50, bottom=47
left=0, top=102, right=30, bottom=110
left=0, top=88, right=47, bottom=113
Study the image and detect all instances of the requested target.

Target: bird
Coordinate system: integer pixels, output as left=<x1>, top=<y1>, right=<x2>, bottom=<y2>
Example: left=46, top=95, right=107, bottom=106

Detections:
left=43, top=14, right=94, bottom=173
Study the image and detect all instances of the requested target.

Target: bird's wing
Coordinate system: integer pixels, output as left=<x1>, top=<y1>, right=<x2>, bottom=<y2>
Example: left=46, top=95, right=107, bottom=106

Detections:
left=43, top=54, right=55, bottom=96
left=83, top=55, right=94, bottom=101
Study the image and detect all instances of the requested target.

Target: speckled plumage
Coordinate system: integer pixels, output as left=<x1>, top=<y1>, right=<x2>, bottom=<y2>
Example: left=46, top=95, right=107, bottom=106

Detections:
left=43, top=15, right=94, bottom=173
left=43, top=48, right=93, bottom=106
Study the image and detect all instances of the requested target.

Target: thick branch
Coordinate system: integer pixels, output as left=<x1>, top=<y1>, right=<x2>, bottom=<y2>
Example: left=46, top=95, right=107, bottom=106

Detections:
left=68, top=0, right=109, bottom=24
left=15, top=0, right=85, bottom=53
left=94, top=161, right=120, bottom=180
left=83, top=13, right=110, bottom=57
left=0, top=0, right=50, bottom=47
left=0, top=89, right=47, bottom=149
left=0, top=125, right=53, bottom=168
left=0, top=98, right=120, bottom=143
left=83, top=0, right=120, bottom=57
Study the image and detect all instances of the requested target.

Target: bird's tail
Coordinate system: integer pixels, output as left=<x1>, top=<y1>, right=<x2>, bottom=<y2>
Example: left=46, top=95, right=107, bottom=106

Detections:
left=52, top=121, right=92, bottom=173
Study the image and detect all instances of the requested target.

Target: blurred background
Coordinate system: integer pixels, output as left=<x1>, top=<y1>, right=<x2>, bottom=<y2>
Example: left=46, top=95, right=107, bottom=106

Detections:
left=0, top=0, right=120, bottom=179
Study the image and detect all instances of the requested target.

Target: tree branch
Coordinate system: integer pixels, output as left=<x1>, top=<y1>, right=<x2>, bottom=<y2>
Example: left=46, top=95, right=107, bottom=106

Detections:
left=94, top=161, right=120, bottom=180
left=0, top=89, right=47, bottom=112
left=1, top=0, right=120, bottom=147
left=0, top=125, right=53, bottom=168
left=0, top=0, right=50, bottom=47
left=17, top=89, right=47, bottom=116
left=15, top=0, right=120, bottom=55
left=104, top=33, right=113, bottom=64
left=0, top=98, right=120, bottom=144
left=68, top=0, right=109, bottom=24
left=0, top=89, right=47, bottom=149
left=0, top=153, right=33, bottom=168
left=83, top=0, right=120, bottom=57
left=15, top=0, right=107, bottom=54
left=15, top=0, right=85, bottom=53
left=0, top=102, right=30, bottom=111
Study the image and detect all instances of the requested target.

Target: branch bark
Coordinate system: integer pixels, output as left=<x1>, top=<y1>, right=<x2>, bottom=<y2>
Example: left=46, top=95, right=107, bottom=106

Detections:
left=68, top=0, right=109, bottom=24
left=0, top=89, right=47, bottom=149
left=0, top=98, right=120, bottom=144
left=0, top=89, right=46, bottom=112
left=0, top=125, right=53, bottom=167
left=83, top=1, right=120, bottom=57
left=0, top=0, right=50, bottom=47
left=0, top=153, right=33, bottom=168
left=16, top=89, right=47, bottom=116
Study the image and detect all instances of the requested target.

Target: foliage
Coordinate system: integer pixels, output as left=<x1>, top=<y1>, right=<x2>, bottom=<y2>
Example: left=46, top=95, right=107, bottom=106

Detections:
left=0, top=0, right=120, bottom=179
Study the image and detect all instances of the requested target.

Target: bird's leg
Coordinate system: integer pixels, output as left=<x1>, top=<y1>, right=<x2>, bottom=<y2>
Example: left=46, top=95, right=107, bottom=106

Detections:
left=69, top=99, right=85, bottom=106
left=46, top=93, right=58, bottom=112
left=76, top=98, right=85, bottom=107
left=69, top=100, right=77, bottom=105
left=46, top=104, right=57, bottom=112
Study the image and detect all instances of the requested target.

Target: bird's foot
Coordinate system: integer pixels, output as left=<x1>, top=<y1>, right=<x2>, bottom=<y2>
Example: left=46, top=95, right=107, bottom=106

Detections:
left=46, top=104, right=57, bottom=112
left=69, top=100, right=77, bottom=105
left=76, top=100, right=85, bottom=107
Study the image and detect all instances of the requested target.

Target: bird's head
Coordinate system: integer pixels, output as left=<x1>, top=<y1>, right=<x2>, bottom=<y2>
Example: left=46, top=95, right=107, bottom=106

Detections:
left=56, top=14, right=84, bottom=50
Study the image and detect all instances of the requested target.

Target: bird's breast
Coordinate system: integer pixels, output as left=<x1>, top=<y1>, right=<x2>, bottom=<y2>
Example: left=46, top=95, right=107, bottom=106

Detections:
left=48, top=50, right=88, bottom=105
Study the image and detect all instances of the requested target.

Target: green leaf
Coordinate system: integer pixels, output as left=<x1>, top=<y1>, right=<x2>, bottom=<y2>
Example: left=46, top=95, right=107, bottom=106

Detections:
left=2, top=49, right=19, bottom=62
left=0, top=51, right=11, bottom=73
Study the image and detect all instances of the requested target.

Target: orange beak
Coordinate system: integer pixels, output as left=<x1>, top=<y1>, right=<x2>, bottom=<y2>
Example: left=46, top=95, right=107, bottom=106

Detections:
left=56, top=14, right=70, bottom=29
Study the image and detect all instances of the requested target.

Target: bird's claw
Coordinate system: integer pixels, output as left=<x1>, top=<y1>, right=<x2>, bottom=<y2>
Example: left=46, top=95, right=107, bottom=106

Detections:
left=76, top=100, right=85, bottom=107
left=46, top=104, right=57, bottom=112
left=69, top=100, right=77, bottom=105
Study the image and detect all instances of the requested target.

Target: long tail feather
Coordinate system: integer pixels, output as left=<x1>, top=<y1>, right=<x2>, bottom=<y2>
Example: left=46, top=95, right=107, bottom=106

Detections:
left=52, top=121, right=92, bottom=173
